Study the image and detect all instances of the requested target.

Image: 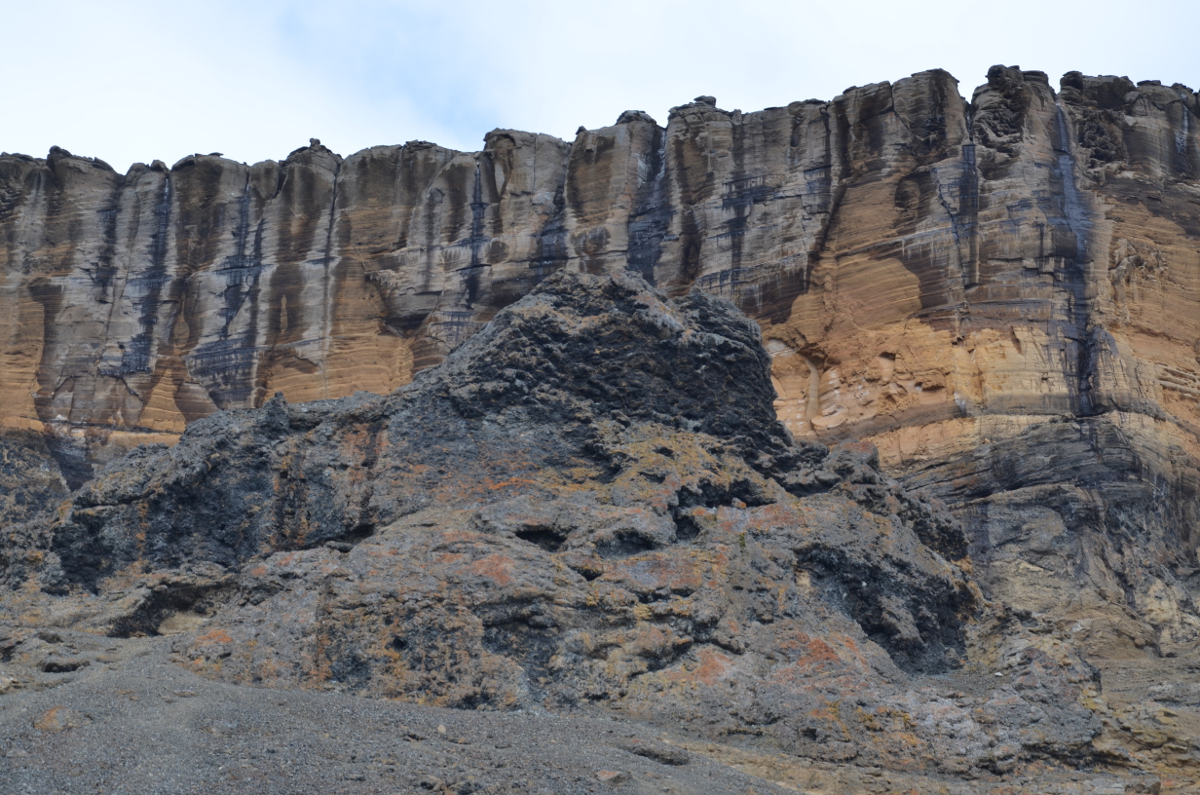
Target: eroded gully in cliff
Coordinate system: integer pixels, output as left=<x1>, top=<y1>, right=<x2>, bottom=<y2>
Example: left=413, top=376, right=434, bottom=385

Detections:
left=1054, top=100, right=1096, bottom=419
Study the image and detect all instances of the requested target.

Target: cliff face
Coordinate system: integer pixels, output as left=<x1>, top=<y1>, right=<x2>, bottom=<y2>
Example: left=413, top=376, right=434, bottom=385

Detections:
left=5, top=274, right=1108, bottom=779
left=2, top=67, right=1200, bottom=652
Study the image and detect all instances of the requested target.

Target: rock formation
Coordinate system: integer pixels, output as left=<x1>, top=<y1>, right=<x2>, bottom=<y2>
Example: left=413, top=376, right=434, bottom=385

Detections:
left=3, top=272, right=1118, bottom=781
left=3, top=65, right=1200, bottom=790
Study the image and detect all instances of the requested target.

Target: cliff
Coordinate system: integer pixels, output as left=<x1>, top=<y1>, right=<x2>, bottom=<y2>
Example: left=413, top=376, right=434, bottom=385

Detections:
left=3, top=64, right=1200, bottom=788
left=5, top=64, right=1200, bottom=632
left=3, top=273, right=1112, bottom=783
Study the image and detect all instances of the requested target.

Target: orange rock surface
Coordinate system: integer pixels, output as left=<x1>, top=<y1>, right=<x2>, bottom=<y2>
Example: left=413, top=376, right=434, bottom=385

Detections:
left=2, top=65, right=1199, bottom=657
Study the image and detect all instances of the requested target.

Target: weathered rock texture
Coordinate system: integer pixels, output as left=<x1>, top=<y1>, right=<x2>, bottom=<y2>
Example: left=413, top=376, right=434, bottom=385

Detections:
left=5, top=66, right=1200, bottom=644
left=3, top=64, right=1200, bottom=787
left=0, top=72, right=1187, bottom=468
left=6, top=272, right=1120, bottom=780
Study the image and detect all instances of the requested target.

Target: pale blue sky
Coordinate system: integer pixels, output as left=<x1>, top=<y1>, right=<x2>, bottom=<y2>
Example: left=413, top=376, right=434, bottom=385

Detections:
left=7, top=0, right=1198, bottom=173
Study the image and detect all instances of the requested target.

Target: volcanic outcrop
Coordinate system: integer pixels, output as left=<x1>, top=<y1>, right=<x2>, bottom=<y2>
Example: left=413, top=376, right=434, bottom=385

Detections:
left=5, top=272, right=1121, bottom=780
left=3, top=64, right=1200, bottom=789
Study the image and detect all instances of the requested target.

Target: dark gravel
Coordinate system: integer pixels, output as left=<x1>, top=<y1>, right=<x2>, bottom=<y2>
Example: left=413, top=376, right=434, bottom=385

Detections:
left=0, top=632, right=797, bottom=795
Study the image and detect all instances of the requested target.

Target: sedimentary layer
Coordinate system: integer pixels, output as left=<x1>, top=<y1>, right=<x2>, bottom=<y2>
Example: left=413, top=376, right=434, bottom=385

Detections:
left=3, top=66, right=1200, bottom=781
left=4, top=69, right=1194, bottom=480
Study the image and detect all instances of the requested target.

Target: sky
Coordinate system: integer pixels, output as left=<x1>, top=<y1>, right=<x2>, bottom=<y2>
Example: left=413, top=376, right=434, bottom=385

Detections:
left=6, top=0, right=1198, bottom=174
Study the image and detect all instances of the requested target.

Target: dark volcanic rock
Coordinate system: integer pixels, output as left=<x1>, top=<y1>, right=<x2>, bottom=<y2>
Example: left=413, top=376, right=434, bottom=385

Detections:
left=45, top=272, right=813, bottom=585
left=0, top=432, right=68, bottom=527
left=1, top=272, right=1113, bottom=775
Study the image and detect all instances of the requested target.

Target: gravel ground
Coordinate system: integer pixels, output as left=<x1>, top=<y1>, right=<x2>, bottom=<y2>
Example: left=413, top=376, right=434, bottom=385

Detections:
left=0, top=632, right=798, bottom=795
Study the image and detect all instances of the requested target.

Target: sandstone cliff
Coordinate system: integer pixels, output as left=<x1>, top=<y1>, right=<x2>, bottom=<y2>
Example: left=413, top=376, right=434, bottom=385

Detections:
left=5, top=66, right=1199, bottom=640
left=2, top=70, right=1187, bottom=471
left=3, top=64, right=1200, bottom=787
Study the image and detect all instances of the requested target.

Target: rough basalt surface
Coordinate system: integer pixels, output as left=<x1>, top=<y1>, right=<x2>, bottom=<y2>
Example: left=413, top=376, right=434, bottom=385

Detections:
left=2, top=272, right=1122, bottom=787
left=3, top=69, right=1200, bottom=667
left=3, top=64, right=1200, bottom=790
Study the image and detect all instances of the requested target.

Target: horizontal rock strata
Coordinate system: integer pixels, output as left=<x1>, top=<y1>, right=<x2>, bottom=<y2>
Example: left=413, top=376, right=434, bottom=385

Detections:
left=3, top=64, right=1200, bottom=783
